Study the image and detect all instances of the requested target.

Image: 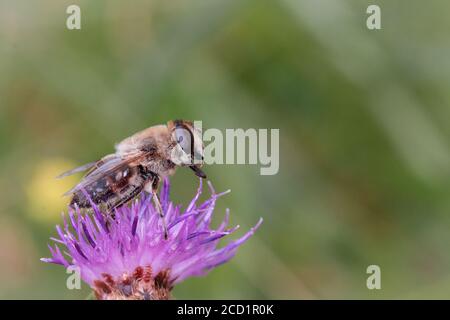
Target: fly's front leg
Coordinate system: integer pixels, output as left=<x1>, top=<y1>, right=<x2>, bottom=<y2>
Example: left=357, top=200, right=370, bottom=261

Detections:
left=145, top=174, right=168, bottom=240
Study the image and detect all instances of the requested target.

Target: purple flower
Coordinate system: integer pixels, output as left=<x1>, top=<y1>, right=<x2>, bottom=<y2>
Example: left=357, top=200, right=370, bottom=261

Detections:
left=41, top=178, right=262, bottom=300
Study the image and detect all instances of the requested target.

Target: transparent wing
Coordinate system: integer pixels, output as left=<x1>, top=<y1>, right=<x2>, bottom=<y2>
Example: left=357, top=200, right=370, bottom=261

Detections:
left=56, top=153, right=121, bottom=179
left=56, top=161, right=97, bottom=179
left=62, top=152, right=147, bottom=196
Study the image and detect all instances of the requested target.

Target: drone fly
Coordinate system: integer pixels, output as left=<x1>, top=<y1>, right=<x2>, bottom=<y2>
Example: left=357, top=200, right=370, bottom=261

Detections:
left=58, top=120, right=206, bottom=239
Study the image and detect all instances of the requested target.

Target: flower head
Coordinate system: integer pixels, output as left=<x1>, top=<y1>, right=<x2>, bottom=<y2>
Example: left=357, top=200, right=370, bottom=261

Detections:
left=42, top=178, right=262, bottom=299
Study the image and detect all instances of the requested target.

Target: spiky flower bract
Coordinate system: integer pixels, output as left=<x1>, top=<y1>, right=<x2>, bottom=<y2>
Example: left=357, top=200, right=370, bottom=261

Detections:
left=42, top=178, right=262, bottom=299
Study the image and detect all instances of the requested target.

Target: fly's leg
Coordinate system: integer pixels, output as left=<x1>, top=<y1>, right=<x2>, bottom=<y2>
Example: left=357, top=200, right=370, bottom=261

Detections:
left=149, top=174, right=168, bottom=240
left=141, top=167, right=168, bottom=240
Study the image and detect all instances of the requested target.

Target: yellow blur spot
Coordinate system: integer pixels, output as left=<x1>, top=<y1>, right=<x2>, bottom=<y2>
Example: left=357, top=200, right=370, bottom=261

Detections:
left=26, top=158, right=80, bottom=223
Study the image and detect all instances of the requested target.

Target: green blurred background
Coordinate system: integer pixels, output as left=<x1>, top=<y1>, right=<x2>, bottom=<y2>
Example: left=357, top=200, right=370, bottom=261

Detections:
left=1, top=0, right=450, bottom=299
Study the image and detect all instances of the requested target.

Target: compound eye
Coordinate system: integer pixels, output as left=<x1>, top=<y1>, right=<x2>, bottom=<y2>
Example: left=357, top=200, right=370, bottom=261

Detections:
left=175, top=127, right=192, bottom=155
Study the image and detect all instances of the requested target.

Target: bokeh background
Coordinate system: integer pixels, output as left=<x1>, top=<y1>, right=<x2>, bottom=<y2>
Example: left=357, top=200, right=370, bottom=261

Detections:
left=1, top=0, right=450, bottom=299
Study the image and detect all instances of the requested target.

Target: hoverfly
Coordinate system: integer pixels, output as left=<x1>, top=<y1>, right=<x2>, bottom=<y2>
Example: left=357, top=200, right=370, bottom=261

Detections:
left=58, top=120, right=206, bottom=239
